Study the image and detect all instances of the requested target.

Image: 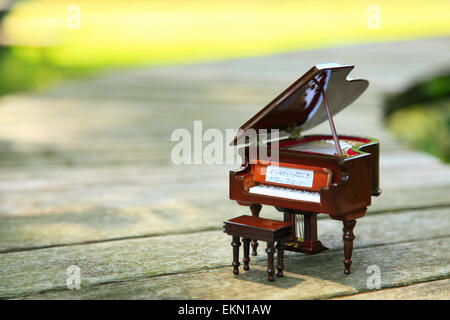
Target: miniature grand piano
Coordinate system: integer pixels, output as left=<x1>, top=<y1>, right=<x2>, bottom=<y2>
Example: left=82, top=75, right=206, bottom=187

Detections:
left=229, top=63, right=381, bottom=274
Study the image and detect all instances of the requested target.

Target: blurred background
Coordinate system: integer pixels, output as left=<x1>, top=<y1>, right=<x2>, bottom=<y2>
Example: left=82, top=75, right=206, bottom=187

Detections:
left=0, top=0, right=448, bottom=90
left=0, top=0, right=448, bottom=160
left=0, top=0, right=449, bottom=299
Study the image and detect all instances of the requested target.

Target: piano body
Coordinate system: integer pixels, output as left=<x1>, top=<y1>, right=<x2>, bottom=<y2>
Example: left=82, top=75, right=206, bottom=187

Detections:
left=229, top=64, right=381, bottom=274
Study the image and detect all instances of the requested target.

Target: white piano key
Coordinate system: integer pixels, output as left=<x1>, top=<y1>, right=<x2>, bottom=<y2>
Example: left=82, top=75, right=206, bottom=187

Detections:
left=248, top=184, right=320, bottom=203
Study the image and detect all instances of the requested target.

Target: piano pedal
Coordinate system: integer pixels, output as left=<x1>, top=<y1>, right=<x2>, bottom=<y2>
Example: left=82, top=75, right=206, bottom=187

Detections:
left=284, top=240, right=302, bottom=252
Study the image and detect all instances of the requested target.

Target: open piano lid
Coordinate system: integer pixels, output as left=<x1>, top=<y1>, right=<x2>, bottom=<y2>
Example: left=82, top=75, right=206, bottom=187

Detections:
left=232, top=63, right=369, bottom=145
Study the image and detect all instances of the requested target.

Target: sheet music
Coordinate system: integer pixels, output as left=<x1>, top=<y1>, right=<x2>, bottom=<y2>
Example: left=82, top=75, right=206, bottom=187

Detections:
left=265, top=165, right=314, bottom=188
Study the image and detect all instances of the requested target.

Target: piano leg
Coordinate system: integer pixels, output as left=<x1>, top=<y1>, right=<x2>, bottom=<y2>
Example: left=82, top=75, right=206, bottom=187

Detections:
left=242, top=238, right=251, bottom=270
left=276, top=239, right=285, bottom=277
left=250, top=203, right=262, bottom=256
left=343, top=220, right=357, bottom=275
left=300, top=212, right=328, bottom=254
left=266, top=240, right=275, bottom=281
left=231, top=236, right=241, bottom=275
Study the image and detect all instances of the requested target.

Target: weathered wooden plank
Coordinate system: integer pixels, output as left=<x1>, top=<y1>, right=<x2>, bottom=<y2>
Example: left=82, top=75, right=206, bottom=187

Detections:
left=1, top=207, right=448, bottom=298
left=17, top=237, right=450, bottom=300
left=0, top=146, right=446, bottom=198
left=333, top=279, right=450, bottom=300
left=0, top=94, right=403, bottom=168
left=0, top=184, right=448, bottom=252
left=0, top=161, right=447, bottom=216
left=2, top=149, right=443, bottom=193
left=0, top=157, right=448, bottom=251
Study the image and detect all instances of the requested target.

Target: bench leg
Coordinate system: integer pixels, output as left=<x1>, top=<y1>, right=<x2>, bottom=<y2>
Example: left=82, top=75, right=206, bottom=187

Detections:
left=343, top=220, right=356, bottom=275
left=232, top=236, right=241, bottom=275
left=242, top=238, right=251, bottom=270
left=266, top=241, right=275, bottom=281
left=276, top=239, right=285, bottom=277
left=251, top=240, right=259, bottom=256
left=250, top=204, right=262, bottom=256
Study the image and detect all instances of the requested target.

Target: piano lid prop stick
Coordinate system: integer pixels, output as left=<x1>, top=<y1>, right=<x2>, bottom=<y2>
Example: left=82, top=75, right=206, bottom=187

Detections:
left=313, top=78, right=343, bottom=156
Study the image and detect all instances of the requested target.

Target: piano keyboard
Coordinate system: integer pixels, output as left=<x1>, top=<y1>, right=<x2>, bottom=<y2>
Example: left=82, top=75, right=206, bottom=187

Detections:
left=249, top=185, right=320, bottom=203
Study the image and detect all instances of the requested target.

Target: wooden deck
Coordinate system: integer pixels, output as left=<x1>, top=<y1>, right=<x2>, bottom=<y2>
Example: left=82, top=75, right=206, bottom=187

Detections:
left=0, top=37, right=449, bottom=299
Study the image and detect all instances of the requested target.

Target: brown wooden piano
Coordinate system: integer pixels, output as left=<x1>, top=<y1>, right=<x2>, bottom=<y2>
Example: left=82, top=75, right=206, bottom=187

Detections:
left=229, top=63, right=381, bottom=274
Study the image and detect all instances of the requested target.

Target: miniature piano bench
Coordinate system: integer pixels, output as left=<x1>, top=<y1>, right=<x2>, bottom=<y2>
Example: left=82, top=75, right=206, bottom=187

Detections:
left=223, top=215, right=293, bottom=281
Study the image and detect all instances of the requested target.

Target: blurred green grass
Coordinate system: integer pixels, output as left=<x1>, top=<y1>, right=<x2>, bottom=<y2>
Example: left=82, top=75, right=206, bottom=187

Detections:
left=385, top=73, right=450, bottom=162
left=0, top=45, right=97, bottom=96
left=0, top=0, right=449, bottom=95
